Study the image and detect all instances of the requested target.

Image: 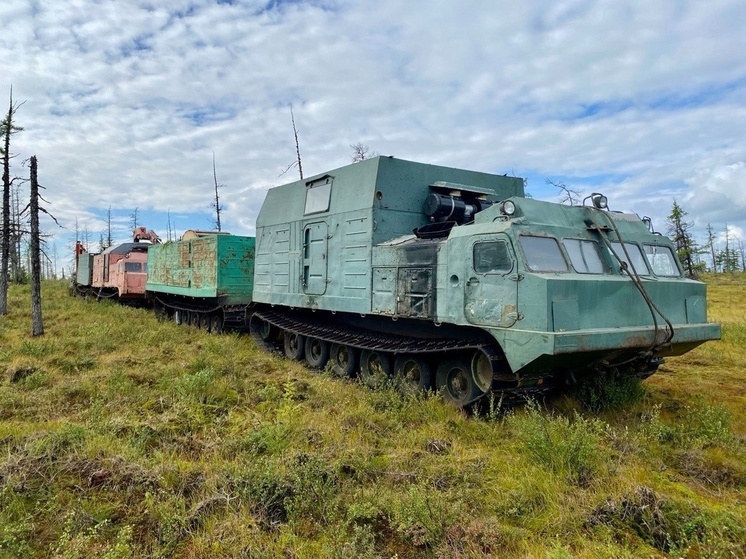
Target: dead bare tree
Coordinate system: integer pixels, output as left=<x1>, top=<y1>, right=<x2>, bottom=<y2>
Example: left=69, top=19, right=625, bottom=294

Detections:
left=351, top=142, right=380, bottom=162
left=166, top=209, right=176, bottom=242
left=11, top=182, right=25, bottom=283
left=211, top=151, right=223, bottom=232
left=546, top=178, right=582, bottom=206
left=280, top=104, right=304, bottom=179
left=52, top=242, right=58, bottom=279
left=22, top=156, right=60, bottom=335
left=291, top=105, right=303, bottom=180
left=106, top=205, right=113, bottom=248
left=82, top=225, right=91, bottom=251
left=28, top=156, right=43, bottom=335
left=1, top=87, right=24, bottom=314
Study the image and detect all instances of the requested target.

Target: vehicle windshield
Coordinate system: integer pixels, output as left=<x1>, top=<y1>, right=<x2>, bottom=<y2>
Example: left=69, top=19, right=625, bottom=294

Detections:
left=563, top=239, right=607, bottom=274
left=124, top=262, right=144, bottom=272
left=519, top=235, right=568, bottom=272
left=644, top=244, right=680, bottom=277
left=610, top=242, right=650, bottom=275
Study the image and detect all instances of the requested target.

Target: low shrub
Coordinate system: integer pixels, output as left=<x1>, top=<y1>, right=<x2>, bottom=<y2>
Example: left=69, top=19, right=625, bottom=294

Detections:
left=508, top=403, right=607, bottom=486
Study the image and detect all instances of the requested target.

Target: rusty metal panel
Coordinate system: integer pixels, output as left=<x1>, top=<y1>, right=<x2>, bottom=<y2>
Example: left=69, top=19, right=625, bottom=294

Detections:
left=191, top=236, right=218, bottom=290
left=396, top=267, right=432, bottom=318
left=147, top=235, right=255, bottom=304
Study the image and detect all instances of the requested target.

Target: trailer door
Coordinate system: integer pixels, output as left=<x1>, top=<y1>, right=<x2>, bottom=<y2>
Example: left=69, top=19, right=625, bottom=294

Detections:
left=302, top=221, right=328, bottom=295
left=464, top=235, right=519, bottom=328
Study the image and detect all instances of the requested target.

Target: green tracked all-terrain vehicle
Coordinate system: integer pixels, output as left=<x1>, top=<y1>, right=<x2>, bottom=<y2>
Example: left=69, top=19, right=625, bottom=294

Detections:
left=250, top=156, right=720, bottom=405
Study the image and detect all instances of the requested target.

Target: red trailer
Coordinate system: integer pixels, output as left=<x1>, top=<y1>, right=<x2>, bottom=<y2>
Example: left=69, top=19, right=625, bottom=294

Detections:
left=73, top=228, right=160, bottom=305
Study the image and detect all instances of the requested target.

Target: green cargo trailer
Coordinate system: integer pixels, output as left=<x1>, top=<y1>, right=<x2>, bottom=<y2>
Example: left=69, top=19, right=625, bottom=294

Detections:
left=146, top=234, right=255, bottom=331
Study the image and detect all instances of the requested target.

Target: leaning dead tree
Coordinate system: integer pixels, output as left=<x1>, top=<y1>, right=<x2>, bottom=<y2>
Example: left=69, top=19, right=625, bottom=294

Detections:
left=291, top=105, right=303, bottom=180
left=279, top=104, right=304, bottom=180
left=211, top=151, right=223, bottom=232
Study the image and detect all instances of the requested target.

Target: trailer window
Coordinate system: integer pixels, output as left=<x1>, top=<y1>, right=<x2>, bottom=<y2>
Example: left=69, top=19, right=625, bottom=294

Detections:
left=610, top=242, right=650, bottom=275
left=563, top=239, right=606, bottom=274
left=519, top=235, right=568, bottom=272
left=474, top=241, right=512, bottom=274
left=644, top=244, right=680, bottom=277
left=304, top=175, right=332, bottom=214
left=124, top=262, right=143, bottom=272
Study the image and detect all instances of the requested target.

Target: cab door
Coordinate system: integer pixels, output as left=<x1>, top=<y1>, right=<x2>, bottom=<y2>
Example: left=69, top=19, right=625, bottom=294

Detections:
left=464, top=235, right=519, bottom=328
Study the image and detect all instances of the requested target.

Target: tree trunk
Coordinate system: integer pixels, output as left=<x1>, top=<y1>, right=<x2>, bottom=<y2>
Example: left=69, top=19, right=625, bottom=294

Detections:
left=0, top=92, right=12, bottom=314
left=29, top=156, right=43, bottom=336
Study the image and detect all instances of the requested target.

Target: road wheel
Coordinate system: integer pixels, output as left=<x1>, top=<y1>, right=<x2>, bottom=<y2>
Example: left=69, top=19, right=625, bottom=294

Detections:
left=305, top=337, right=330, bottom=369
left=283, top=331, right=305, bottom=360
left=251, top=317, right=276, bottom=349
left=360, top=349, right=393, bottom=389
left=330, top=343, right=357, bottom=378
left=394, top=354, right=432, bottom=394
left=436, top=359, right=484, bottom=406
left=210, top=313, right=224, bottom=334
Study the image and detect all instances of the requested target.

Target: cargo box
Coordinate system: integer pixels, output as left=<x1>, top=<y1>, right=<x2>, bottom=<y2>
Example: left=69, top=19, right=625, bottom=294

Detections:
left=146, top=234, right=255, bottom=305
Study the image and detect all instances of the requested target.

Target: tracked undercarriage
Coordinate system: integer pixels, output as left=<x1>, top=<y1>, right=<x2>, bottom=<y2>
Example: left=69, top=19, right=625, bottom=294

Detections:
left=249, top=306, right=560, bottom=406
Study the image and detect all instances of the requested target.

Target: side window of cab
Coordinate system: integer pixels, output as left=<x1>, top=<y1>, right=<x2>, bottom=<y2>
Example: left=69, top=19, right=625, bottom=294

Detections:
left=473, top=240, right=513, bottom=274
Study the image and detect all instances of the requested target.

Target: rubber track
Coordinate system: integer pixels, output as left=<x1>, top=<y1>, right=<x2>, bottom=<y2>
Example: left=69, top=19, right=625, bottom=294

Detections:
left=254, top=309, right=491, bottom=354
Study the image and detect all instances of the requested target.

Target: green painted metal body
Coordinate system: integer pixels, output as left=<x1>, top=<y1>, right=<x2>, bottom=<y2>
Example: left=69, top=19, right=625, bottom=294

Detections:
left=255, top=156, right=522, bottom=313
left=76, top=253, right=94, bottom=287
left=440, top=197, right=719, bottom=373
left=146, top=235, right=255, bottom=305
left=255, top=156, right=720, bottom=378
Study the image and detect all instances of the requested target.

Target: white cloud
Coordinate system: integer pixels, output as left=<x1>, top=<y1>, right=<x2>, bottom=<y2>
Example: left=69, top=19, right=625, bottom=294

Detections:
left=1, top=0, right=745, bottom=250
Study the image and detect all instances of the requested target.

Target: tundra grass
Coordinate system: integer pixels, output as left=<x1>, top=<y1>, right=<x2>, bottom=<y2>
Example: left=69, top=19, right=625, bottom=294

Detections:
left=0, top=278, right=744, bottom=558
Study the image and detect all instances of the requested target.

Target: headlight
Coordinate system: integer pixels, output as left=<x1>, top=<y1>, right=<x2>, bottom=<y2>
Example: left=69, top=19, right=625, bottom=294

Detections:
left=501, top=200, right=516, bottom=216
left=591, top=193, right=608, bottom=210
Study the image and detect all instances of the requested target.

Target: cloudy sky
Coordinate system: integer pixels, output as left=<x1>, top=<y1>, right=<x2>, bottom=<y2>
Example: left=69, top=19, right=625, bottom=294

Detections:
left=2, top=0, right=745, bottom=270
